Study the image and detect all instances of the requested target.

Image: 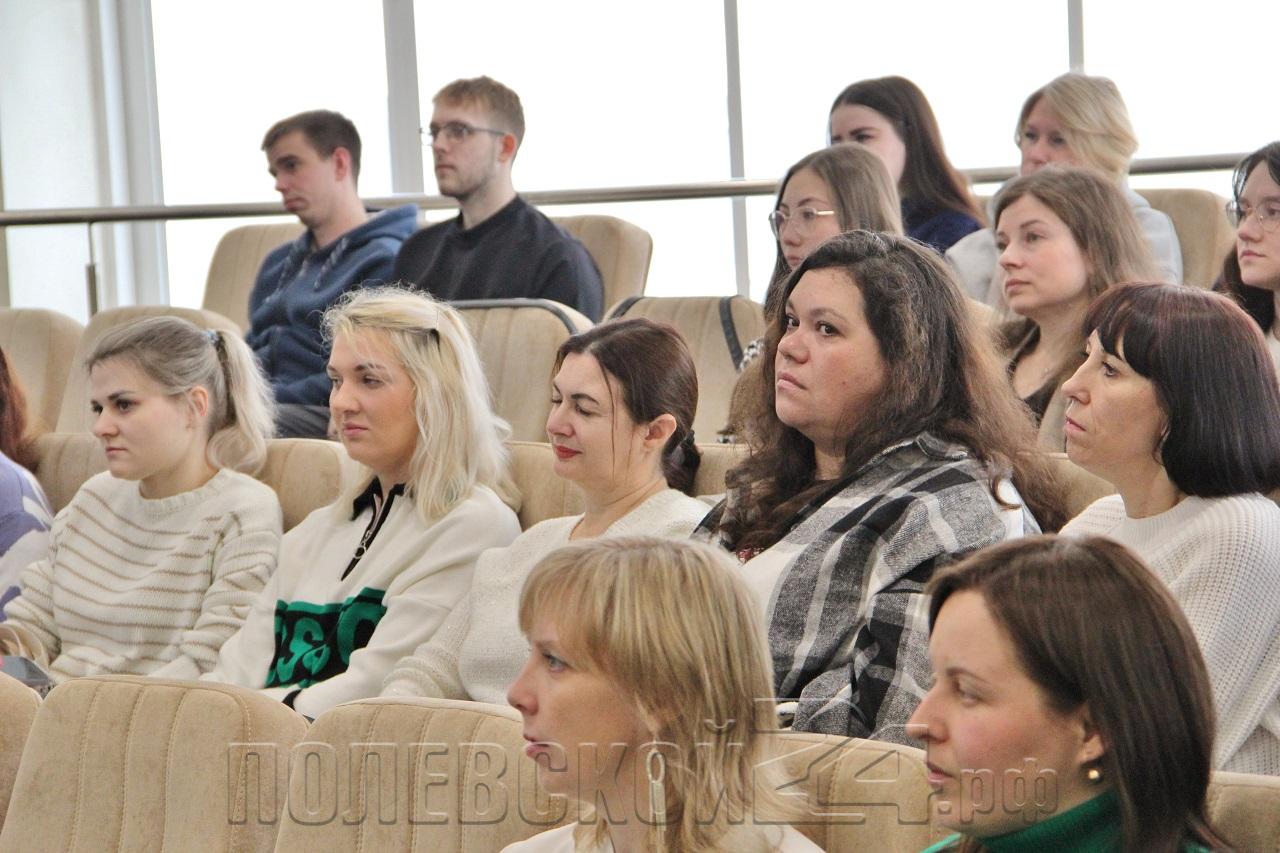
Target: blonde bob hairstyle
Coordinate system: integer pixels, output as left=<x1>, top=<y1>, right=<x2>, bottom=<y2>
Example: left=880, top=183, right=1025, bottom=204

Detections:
left=519, top=537, right=800, bottom=853
left=322, top=287, right=512, bottom=521
left=1017, top=73, right=1138, bottom=183
left=88, top=316, right=274, bottom=474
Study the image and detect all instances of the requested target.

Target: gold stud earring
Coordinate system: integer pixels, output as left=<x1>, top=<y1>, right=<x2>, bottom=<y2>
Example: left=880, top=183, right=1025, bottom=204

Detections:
left=1086, top=766, right=1103, bottom=784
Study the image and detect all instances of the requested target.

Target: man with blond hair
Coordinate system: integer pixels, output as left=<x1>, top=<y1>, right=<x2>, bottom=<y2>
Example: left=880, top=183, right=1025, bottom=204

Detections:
left=392, top=77, right=603, bottom=320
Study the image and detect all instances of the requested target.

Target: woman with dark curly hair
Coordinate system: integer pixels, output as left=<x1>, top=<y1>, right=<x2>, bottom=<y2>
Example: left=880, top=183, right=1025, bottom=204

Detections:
left=698, top=230, right=1063, bottom=741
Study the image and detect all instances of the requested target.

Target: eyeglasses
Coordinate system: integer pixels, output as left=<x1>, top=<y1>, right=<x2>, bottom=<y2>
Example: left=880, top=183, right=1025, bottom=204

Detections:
left=768, top=207, right=837, bottom=238
left=1226, top=201, right=1280, bottom=233
left=423, top=122, right=508, bottom=145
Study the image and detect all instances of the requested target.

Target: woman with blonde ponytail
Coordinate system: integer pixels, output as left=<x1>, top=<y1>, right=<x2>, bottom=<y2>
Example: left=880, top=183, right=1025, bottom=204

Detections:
left=2, top=316, right=281, bottom=681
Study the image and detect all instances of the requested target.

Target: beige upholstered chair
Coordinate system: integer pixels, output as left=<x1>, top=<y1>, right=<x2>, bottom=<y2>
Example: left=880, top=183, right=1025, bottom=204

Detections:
left=31, top=433, right=348, bottom=531
left=0, top=675, right=308, bottom=853
left=607, top=295, right=766, bottom=441
left=1207, top=769, right=1280, bottom=851
left=54, top=305, right=242, bottom=433
left=1136, top=188, right=1235, bottom=288
left=0, top=308, right=84, bottom=437
left=273, top=697, right=577, bottom=853
left=507, top=440, right=740, bottom=530
left=273, top=697, right=950, bottom=851
left=202, top=222, right=305, bottom=331
left=553, top=214, right=652, bottom=311
left=1042, top=451, right=1115, bottom=519
left=457, top=300, right=592, bottom=444
left=201, top=213, right=650, bottom=333
left=0, top=673, right=40, bottom=829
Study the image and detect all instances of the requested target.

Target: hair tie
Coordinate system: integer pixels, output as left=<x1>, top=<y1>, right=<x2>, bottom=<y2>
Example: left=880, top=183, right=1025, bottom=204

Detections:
left=206, top=329, right=220, bottom=347
left=681, top=430, right=697, bottom=451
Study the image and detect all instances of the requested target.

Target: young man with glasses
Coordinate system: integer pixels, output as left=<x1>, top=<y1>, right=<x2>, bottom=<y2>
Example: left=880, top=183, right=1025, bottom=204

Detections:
left=392, top=76, right=603, bottom=321
left=249, top=110, right=418, bottom=438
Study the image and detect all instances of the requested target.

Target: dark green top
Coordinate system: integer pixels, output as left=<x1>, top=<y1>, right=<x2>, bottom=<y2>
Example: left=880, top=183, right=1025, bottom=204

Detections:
left=919, top=791, right=1211, bottom=852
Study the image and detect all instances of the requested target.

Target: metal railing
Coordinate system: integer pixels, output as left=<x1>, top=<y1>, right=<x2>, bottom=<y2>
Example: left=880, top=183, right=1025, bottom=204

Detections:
left=0, top=151, right=1247, bottom=312
left=0, top=152, right=1246, bottom=228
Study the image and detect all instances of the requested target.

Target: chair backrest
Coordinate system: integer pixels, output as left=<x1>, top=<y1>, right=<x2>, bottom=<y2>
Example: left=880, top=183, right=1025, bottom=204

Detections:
left=608, top=295, right=766, bottom=440
left=456, top=299, right=593, bottom=443
left=0, top=673, right=39, bottom=829
left=0, top=675, right=308, bottom=853
left=272, top=695, right=1280, bottom=852
left=1207, top=769, right=1280, bottom=851
left=202, top=222, right=306, bottom=331
left=201, top=214, right=651, bottom=334
left=0, top=308, right=84, bottom=437
left=272, top=697, right=577, bottom=853
left=55, top=305, right=243, bottom=433
left=31, top=432, right=348, bottom=531
left=552, top=214, right=653, bottom=311
left=1042, top=451, right=1115, bottom=519
left=1136, top=188, right=1234, bottom=288
left=276, top=697, right=947, bottom=851
left=507, top=440, right=741, bottom=530
left=773, top=732, right=944, bottom=851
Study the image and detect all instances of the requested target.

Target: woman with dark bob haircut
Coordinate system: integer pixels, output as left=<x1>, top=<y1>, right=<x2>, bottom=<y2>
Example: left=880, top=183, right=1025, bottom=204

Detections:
left=912, top=535, right=1227, bottom=852
left=829, top=75, right=983, bottom=253
left=697, top=230, right=1065, bottom=741
left=1214, top=141, right=1280, bottom=373
left=1062, top=282, right=1280, bottom=774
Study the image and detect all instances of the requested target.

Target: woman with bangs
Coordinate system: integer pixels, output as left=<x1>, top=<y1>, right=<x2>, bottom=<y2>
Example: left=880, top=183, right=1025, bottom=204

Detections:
left=205, top=288, right=521, bottom=718
left=1061, top=282, right=1280, bottom=774
left=380, top=318, right=710, bottom=703
left=700, top=231, right=1064, bottom=742
left=947, top=72, right=1181, bottom=304
left=504, top=537, right=822, bottom=853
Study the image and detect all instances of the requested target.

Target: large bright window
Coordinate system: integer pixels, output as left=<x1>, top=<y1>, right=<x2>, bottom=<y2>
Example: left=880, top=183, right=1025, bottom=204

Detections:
left=411, top=0, right=731, bottom=301
left=736, top=2, right=1067, bottom=298
left=150, top=0, right=392, bottom=308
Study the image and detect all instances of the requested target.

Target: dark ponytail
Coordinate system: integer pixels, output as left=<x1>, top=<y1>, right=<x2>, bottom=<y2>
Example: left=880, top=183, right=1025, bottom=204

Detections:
left=555, top=318, right=702, bottom=494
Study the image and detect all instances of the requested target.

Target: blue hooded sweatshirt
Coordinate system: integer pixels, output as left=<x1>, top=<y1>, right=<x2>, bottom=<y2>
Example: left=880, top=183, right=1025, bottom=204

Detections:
left=246, top=204, right=418, bottom=406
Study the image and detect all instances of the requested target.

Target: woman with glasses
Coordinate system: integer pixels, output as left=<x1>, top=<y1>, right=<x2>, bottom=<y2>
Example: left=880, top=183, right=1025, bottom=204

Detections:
left=829, top=76, right=983, bottom=254
left=1061, top=282, right=1280, bottom=775
left=994, top=167, right=1156, bottom=449
left=947, top=73, right=1182, bottom=304
left=723, top=144, right=901, bottom=442
left=700, top=231, right=1063, bottom=741
left=1216, top=142, right=1280, bottom=374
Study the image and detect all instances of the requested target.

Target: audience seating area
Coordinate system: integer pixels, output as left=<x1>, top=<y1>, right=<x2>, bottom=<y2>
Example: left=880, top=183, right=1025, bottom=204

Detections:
left=0, top=308, right=84, bottom=437
left=1, top=680, right=1276, bottom=852
left=608, top=295, right=767, bottom=440
left=202, top=214, right=653, bottom=331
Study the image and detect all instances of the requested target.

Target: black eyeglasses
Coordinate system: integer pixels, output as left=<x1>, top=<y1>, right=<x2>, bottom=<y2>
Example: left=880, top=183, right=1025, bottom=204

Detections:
left=423, top=122, right=508, bottom=145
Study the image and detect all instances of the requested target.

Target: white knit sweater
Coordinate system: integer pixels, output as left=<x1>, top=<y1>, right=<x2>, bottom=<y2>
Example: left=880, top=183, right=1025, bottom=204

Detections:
left=2, top=469, right=282, bottom=682
left=207, top=483, right=521, bottom=718
left=380, top=489, right=710, bottom=704
left=1063, top=493, right=1280, bottom=774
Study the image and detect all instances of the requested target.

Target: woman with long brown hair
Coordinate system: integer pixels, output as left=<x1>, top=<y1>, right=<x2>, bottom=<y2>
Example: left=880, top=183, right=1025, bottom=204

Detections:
left=698, top=230, right=1063, bottom=742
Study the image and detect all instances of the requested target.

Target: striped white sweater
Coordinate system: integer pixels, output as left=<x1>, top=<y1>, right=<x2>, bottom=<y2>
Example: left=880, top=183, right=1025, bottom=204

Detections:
left=2, top=469, right=282, bottom=682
